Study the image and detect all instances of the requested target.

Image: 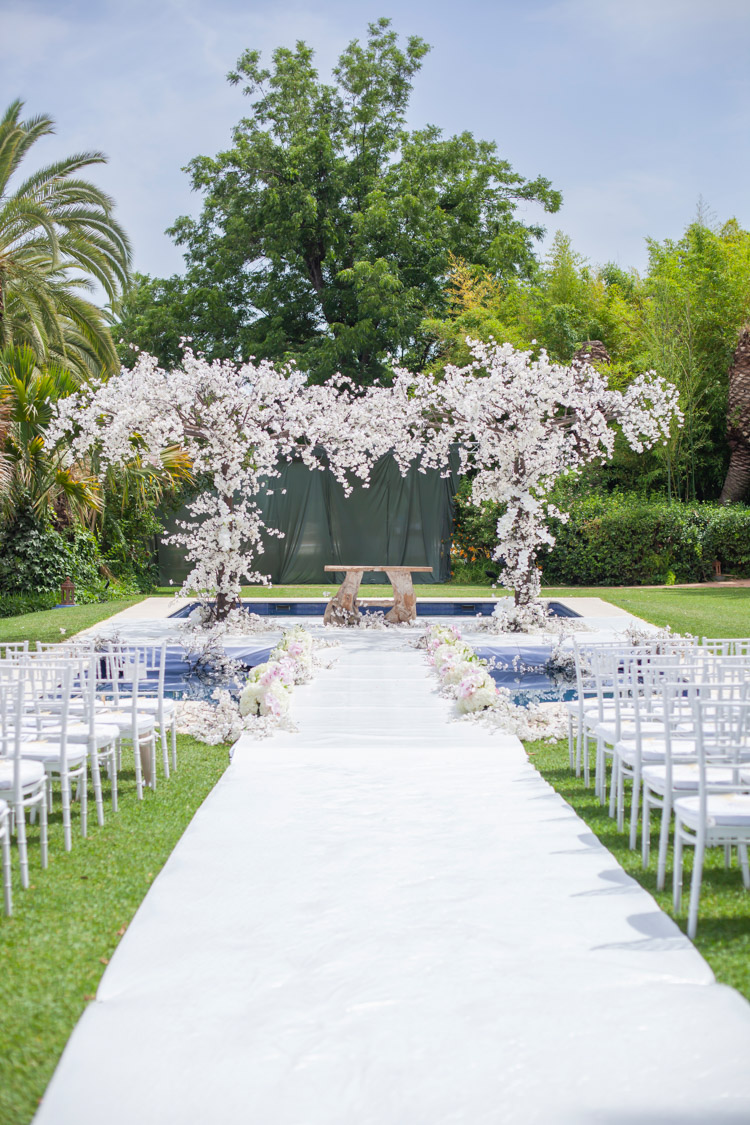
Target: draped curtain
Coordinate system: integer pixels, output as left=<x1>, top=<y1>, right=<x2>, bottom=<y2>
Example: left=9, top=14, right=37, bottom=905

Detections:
left=156, top=453, right=460, bottom=586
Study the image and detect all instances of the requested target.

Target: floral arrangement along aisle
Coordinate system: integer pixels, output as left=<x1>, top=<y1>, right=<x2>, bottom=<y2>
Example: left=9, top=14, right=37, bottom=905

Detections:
left=176, top=627, right=331, bottom=743
left=421, top=623, right=568, bottom=741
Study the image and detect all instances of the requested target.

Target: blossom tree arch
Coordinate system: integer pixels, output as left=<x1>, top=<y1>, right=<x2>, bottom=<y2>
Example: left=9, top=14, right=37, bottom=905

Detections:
left=390, top=339, right=681, bottom=611
left=51, top=341, right=679, bottom=628
left=51, top=349, right=413, bottom=621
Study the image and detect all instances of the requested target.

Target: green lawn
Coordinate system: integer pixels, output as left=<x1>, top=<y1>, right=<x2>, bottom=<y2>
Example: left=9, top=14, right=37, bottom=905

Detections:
left=527, top=737, right=750, bottom=1002
left=0, top=598, right=144, bottom=646
left=0, top=734, right=229, bottom=1125
left=543, top=585, right=750, bottom=638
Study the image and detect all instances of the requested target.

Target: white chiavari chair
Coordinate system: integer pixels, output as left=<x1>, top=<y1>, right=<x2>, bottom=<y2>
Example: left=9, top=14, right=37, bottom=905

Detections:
left=19, top=659, right=88, bottom=851
left=0, top=663, right=48, bottom=887
left=96, top=644, right=157, bottom=800
left=674, top=695, right=750, bottom=938
left=25, top=652, right=120, bottom=826
left=642, top=675, right=750, bottom=890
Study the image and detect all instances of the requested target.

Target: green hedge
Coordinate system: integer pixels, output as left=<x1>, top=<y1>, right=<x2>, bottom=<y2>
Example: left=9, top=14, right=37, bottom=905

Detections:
left=0, top=506, right=143, bottom=616
left=453, top=489, right=750, bottom=586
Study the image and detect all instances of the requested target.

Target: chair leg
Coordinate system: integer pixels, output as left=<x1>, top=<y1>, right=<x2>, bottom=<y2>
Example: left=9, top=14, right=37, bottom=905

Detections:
left=90, top=748, right=105, bottom=827
left=149, top=732, right=157, bottom=791
left=16, top=802, right=29, bottom=889
left=656, top=794, right=672, bottom=892
left=567, top=714, right=575, bottom=770
left=739, top=843, right=750, bottom=889
left=629, top=766, right=641, bottom=851
left=160, top=719, right=170, bottom=779
left=40, top=790, right=48, bottom=870
left=673, top=823, right=684, bottom=914
left=80, top=766, right=88, bottom=839
left=582, top=731, right=591, bottom=788
left=617, top=766, right=627, bottom=833
left=609, top=757, right=618, bottom=820
left=642, top=788, right=651, bottom=869
left=132, top=735, right=143, bottom=800
left=171, top=717, right=177, bottom=772
left=1, top=824, right=11, bottom=915
left=61, top=774, right=72, bottom=851
left=687, top=836, right=706, bottom=940
left=110, top=750, right=119, bottom=813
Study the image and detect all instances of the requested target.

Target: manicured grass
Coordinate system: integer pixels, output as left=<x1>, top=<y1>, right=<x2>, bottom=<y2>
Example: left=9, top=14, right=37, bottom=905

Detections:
left=543, top=585, right=750, bottom=639
left=527, top=737, right=750, bottom=1002
left=0, top=734, right=229, bottom=1125
left=0, top=598, right=144, bottom=646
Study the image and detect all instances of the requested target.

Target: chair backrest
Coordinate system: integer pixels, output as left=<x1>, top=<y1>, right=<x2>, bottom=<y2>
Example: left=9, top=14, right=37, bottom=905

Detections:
left=103, top=642, right=166, bottom=704
left=692, top=696, right=750, bottom=823
left=0, top=662, right=25, bottom=762
left=702, top=637, right=750, bottom=657
left=0, top=642, right=28, bottom=662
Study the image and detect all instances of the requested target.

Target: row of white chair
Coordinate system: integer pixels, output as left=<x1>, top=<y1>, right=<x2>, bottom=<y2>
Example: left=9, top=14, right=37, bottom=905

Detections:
left=567, top=637, right=750, bottom=937
left=0, top=640, right=178, bottom=916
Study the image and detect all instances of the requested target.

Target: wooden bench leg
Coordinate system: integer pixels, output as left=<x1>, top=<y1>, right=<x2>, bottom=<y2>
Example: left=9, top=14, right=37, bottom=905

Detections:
left=324, top=569, right=364, bottom=625
left=384, top=569, right=417, bottom=623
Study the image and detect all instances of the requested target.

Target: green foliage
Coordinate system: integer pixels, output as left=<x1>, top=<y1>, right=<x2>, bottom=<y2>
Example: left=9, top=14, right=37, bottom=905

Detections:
left=0, top=100, right=131, bottom=383
left=453, top=487, right=750, bottom=586
left=541, top=495, right=750, bottom=585
left=0, top=345, right=101, bottom=525
left=0, top=589, right=58, bottom=617
left=116, top=19, right=560, bottom=384
left=0, top=504, right=103, bottom=597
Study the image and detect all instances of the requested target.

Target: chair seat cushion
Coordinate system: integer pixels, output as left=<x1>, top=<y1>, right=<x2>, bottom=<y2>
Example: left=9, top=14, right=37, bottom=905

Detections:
left=0, top=758, right=45, bottom=789
left=596, top=719, right=665, bottom=744
left=32, top=720, right=120, bottom=747
left=92, top=709, right=155, bottom=734
left=643, top=763, right=740, bottom=791
left=20, top=740, right=87, bottom=765
left=134, top=698, right=176, bottom=716
left=675, top=793, right=750, bottom=828
left=616, top=737, right=698, bottom=764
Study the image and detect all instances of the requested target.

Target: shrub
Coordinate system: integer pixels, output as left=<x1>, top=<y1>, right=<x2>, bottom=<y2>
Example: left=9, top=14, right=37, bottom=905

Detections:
left=452, top=487, right=750, bottom=586
left=0, top=507, right=105, bottom=599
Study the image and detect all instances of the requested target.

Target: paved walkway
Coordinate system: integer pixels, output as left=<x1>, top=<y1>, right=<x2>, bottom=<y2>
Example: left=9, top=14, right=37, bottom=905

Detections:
left=36, top=629, right=750, bottom=1124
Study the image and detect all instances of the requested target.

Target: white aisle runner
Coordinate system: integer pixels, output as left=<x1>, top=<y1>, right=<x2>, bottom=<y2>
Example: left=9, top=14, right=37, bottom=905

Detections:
left=36, top=630, right=750, bottom=1124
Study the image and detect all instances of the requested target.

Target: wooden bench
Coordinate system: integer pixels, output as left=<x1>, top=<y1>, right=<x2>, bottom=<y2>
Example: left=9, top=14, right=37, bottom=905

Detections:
left=323, top=566, right=433, bottom=625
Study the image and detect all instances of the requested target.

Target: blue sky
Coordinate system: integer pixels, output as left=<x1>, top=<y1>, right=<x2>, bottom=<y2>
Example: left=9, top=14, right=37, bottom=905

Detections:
left=2, top=0, right=749, bottom=284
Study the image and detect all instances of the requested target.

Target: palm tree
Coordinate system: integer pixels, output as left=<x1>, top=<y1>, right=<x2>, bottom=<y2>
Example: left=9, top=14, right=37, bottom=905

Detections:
left=0, top=99, right=131, bottom=383
left=0, top=345, right=193, bottom=531
left=0, top=345, right=102, bottom=525
left=719, top=325, right=750, bottom=503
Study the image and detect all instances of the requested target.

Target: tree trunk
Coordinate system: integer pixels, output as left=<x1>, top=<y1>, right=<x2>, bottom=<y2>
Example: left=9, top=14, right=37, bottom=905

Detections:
left=719, top=326, right=750, bottom=503
left=571, top=340, right=611, bottom=368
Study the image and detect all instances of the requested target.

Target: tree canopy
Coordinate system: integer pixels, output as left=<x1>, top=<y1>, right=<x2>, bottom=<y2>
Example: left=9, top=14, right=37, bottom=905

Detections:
left=116, top=18, right=561, bottom=383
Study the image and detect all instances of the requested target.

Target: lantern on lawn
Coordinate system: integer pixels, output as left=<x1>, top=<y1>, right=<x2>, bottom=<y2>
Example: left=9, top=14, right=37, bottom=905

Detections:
left=60, top=577, right=75, bottom=606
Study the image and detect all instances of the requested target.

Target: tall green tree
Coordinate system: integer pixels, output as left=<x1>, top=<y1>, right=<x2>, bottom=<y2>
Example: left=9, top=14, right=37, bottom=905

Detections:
left=118, top=19, right=560, bottom=382
left=0, top=99, right=131, bottom=382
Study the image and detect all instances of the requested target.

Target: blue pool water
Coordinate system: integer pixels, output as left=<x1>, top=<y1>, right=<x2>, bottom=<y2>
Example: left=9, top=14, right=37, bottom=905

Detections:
left=169, top=600, right=581, bottom=619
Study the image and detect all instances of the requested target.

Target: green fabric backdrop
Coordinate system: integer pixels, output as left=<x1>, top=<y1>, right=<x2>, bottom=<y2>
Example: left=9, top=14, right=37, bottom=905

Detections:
left=156, top=454, right=459, bottom=586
